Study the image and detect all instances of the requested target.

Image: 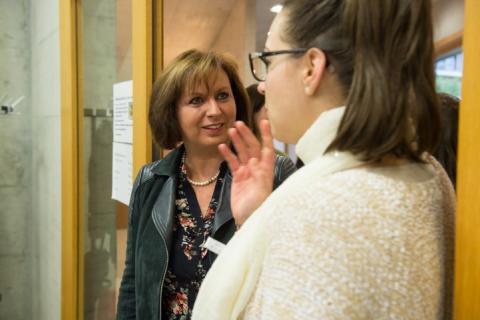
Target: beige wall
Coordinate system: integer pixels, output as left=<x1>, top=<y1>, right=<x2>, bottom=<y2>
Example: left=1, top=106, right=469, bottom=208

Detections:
left=211, top=0, right=256, bottom=84
left=433, top=0, right=464, bottom=41
left=163, top=0, right=256, bottom=84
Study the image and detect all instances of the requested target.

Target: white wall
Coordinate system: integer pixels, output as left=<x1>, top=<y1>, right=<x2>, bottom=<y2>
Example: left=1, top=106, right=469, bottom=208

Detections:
left=30, top=0, right=61, bottom=318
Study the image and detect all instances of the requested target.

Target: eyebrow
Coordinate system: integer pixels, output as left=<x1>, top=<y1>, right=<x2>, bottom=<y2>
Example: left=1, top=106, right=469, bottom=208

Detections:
left=214, top=86, right=230, bottom=92
left=186, top=91, right=203, bottom=97
left=185, top=86, right=229, bottom=98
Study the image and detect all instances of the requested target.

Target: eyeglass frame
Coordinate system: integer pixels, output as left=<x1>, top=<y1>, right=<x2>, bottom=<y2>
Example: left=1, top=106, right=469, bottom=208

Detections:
left=248, top=48, right=308, bottom=82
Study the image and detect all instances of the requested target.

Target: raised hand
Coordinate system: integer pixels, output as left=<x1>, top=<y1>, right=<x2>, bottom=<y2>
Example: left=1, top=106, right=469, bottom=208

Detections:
left=218, top=120, right=275, bottom=228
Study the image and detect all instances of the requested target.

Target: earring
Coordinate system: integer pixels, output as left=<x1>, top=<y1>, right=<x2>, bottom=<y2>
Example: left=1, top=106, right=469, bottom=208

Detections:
left=305, top=86, right=312, bottom=95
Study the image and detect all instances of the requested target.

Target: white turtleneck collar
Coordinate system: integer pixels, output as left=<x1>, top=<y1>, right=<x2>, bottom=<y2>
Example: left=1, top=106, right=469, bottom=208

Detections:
left=295, top=106, right=346, bottom=164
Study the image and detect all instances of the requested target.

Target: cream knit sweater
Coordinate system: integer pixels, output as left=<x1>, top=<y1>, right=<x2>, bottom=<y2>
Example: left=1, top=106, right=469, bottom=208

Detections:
left=193, top=107, right=455, bottom=319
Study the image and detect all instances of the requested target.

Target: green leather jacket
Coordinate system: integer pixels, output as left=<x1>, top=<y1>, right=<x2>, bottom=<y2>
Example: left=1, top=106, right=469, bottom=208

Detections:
left=116, top=147, right=295, bottom=320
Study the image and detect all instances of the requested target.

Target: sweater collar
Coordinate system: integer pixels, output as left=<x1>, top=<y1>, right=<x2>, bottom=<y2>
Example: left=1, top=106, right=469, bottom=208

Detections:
left=296, top=106, right=346, bottom=165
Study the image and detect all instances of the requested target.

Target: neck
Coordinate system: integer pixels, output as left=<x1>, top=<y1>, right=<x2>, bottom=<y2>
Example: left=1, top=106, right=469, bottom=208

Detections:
left=183, top=144, right=223, bottom=180
left=309, top=75, right=346, bottom=120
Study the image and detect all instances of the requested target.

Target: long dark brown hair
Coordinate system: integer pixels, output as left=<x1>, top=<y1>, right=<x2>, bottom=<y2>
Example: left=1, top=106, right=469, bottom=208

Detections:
left=282, top=0, right=441, bottom=162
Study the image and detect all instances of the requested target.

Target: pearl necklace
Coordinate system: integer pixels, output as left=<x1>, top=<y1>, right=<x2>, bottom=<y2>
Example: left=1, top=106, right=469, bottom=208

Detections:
left=182, top=152, right=220, bottom=187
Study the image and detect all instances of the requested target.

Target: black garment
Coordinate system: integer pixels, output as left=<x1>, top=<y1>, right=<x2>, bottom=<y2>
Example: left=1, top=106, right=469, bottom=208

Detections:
left=162, top=160, right=227, bottom=319
left=295, top=158, right=305, bottom=169
left=116, top=146, right=296, bottom=320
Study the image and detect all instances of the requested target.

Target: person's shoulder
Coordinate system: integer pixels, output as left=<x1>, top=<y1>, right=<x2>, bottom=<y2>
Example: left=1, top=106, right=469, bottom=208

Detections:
left=136, top=161, right=161, bottom=185
left=273, top=154, right=296, bottom=188
left=274, top=153, right=295, bottom=168
left=135, top=148, right=181, bottom=187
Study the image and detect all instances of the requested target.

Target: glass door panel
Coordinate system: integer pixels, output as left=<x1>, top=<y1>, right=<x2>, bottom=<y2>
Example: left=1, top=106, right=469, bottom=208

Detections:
left=80, top=0, right=131, bottom=318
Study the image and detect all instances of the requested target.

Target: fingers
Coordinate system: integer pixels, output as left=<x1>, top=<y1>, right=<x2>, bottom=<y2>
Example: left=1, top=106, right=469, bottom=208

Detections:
left=221, top=120, right=273, bottom=178
left=250, top=151, right=274, bottom=192
left=229, top=121, right=262, bottom=164
left=259, top=120, right=274, bottom=152
left=235, top=122, right=262, bottom=157
left=231, top=163, right=253, bottom=185
left=229, top=128, right=250, bottom=164
left=259, top=120, right=275, bottom=182
left=218, top=143, right=240, bottom=173
left=260, top=147, right=275, bottom=175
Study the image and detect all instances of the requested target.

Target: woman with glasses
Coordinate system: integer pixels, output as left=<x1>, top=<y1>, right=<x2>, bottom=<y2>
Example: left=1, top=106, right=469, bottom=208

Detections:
left=193, top=1, right=455, bottom=319
left=116, top=49, right=294, bottom=320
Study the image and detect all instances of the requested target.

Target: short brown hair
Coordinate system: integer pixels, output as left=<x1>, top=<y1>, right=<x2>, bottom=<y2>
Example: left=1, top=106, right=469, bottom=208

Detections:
left=433, top=93, right=459, bottom=188
left=149, top=49, right=251, bottom=149
left=282, top=0, right=440, bottom=161
left=246, top=84, right=265, bottom=138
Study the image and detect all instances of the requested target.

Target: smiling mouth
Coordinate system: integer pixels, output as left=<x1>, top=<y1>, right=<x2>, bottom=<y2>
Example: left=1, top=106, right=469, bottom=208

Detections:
left=202, top=123, right=224, bottom=130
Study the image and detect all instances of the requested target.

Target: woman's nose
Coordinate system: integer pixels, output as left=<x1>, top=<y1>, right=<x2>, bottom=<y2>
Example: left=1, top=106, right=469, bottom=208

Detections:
left=206, top=98, right=221, bottom=115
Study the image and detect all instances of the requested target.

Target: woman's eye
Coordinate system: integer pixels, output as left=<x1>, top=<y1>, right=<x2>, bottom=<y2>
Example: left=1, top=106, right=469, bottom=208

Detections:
left=189, top=97, right=204, bottom=105
left=217, top=92, right=230, bottom=100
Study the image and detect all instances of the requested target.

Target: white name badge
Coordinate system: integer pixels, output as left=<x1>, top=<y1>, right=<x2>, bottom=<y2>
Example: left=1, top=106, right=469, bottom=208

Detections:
left=203, top=237, right=226, bottom=255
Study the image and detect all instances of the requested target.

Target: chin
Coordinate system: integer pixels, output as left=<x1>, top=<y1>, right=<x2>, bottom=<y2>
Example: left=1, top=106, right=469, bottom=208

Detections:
left=204, top=135, right=229, bottom=146
left=274, top=131, right=301, bottom=145
left=279, top=137, right=297, bottom=145
left=270, top=123, right=293, bottom=144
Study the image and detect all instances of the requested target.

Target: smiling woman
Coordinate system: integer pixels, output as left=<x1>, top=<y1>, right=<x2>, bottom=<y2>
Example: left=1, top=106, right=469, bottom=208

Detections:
left=176, top=70, right=237, bottom=153
left=116, top=49, right=295, bottom=320
left=149, top=50, right=250, bottom=150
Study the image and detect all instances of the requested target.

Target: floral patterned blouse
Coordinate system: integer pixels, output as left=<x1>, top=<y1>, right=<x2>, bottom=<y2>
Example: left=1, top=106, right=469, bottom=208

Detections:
left=162, top=155, right=227, bottom=320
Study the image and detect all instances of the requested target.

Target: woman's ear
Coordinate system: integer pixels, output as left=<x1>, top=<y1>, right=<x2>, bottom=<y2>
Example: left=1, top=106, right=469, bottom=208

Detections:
left=302, top=48, right=328, bottom=96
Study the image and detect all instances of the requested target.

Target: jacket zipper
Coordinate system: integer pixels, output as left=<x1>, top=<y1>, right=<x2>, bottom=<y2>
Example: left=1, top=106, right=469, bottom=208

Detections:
left=152, top=212, right=169, bottom=319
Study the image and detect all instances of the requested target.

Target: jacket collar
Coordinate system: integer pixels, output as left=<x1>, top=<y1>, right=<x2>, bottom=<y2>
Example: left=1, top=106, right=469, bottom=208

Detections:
left=150, top=144, right=233, bottom=246
left=150, top=145, right=184, bottom=177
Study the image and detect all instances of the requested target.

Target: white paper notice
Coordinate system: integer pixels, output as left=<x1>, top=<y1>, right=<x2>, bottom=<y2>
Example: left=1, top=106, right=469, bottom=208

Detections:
left=113, top=80, right=133, bottom=144
left=112, top=142, right=133, bottom=205
left=112, top=80, right=133, bottom=205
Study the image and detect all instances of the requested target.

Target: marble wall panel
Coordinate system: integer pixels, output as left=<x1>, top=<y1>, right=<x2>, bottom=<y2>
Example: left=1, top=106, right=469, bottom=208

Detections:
left=0, top=1, right=32, bottom=319
left=0, top=257, right=32, bottom=319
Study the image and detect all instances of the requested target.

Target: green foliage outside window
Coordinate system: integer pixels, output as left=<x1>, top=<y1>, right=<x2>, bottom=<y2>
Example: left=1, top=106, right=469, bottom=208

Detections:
left=436, top=75, right=462, bottom=97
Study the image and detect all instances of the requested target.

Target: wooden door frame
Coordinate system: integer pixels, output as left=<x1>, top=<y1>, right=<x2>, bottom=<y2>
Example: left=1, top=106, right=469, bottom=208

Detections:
left=435, top=30, right=463, bottom=58
left=454, top=0, right=480, bottom=318
left=59, top=1, right=79, bottom=318
left=59, top=0, right=161, bottom=318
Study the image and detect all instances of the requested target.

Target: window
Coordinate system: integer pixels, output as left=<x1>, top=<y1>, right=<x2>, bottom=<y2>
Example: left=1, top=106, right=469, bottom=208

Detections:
left=435, top=50, right=463, bottom=97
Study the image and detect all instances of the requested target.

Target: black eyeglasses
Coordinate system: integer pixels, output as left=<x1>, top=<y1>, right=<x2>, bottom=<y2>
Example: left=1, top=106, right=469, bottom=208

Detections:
left=248, top=49, right=308, bottom=82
